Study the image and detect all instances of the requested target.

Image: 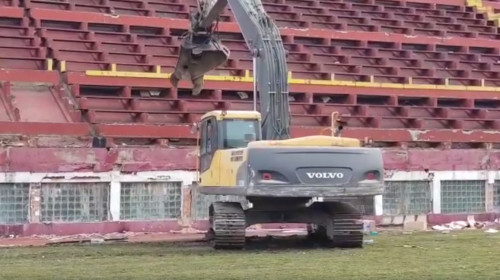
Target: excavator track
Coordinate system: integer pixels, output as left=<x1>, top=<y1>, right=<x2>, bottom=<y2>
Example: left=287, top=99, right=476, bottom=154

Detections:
left=208, top=201, right=246, bottom=249
left=330, top=213, right=364, bottom=248
left=308, top=213, right=364, bottom=248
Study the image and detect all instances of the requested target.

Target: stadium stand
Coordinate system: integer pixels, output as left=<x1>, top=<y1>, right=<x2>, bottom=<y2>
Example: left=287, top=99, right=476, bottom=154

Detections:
left=0, top=0, right=499, bottom=147
left=2, top=0, right=500, bottom=234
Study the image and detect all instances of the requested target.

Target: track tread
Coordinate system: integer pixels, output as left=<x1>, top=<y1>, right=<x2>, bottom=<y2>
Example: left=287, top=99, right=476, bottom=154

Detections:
left=330, top=213, right=364, bottom=248
left=308, top=213, right=364, bottom=248
left=209, top=201, right=246, bottom=250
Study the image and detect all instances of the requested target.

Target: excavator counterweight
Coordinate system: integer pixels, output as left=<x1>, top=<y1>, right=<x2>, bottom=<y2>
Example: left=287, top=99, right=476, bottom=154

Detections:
left=171, top=0, right=385, bottom=250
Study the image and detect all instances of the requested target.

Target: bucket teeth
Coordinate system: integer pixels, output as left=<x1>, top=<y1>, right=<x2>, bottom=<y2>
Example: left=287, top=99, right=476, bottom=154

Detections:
left=170, top=73, right=180, bottom=88
left=171, top=33, right=230, bottom=95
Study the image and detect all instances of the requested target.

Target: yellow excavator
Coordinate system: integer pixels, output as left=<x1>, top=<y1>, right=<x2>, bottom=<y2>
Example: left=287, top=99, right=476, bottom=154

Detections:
left=171, top=0, right=385, bottom=249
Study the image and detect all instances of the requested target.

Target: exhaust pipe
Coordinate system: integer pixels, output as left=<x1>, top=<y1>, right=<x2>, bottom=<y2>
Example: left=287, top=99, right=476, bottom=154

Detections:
left=171, top=32, right=230, bottom=95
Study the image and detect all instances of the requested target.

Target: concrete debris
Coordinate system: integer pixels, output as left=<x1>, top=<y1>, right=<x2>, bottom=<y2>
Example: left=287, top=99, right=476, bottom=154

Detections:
left=170, top=228, right=206, bottom=234
left=0, top=228, right=315, bottom=248
left=90, top=238, right=105, bottom=244
left=281, top=229, right=305, bottom=234
left=403, top=220, right=427, bottom=232
left=392, top=215, right=404, bottom=225
left=1, top=232, right=207, bottom=248
left=47, top=233, right=128, bottom=245
left=432, top=221, right=470, bottom=231
left=467, top=215, right=486, bottom=229
left=431, top=216, right=500, bottom=232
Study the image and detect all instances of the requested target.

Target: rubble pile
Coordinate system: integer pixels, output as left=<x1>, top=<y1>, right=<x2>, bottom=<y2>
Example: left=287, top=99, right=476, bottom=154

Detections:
left=432, top=217, right=500, bottom=233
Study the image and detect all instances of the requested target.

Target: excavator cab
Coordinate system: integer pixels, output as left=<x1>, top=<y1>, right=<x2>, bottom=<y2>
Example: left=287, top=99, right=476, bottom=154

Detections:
left=194, top=110, right=262, bottom=185
left=197, top=110, right=261, bottom=150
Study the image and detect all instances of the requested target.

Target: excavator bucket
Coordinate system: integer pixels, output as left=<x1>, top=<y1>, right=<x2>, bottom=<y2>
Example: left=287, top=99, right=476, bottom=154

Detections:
left=170, top=33, right=230, bottom=95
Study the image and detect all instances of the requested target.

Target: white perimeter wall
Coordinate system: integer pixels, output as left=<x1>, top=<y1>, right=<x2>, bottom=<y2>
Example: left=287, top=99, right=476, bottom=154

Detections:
left=0, top=170, right=499, bottom=224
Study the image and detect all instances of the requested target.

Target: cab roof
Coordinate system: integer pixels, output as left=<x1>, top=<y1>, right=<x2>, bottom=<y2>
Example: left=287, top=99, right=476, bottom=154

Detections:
left=200, top=110, right=261, bottom=121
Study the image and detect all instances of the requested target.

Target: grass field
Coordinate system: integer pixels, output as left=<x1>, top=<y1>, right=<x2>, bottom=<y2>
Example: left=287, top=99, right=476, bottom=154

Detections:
left=0, top=230, right=499, bottom=280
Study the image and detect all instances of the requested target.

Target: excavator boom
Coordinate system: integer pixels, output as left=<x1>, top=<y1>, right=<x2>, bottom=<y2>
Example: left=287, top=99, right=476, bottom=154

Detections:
left=171, top=0, right=291, bottom=140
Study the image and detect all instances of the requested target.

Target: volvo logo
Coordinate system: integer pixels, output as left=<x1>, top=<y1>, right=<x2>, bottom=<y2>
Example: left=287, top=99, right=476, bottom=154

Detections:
left=306, top=172, right=344, bottom=179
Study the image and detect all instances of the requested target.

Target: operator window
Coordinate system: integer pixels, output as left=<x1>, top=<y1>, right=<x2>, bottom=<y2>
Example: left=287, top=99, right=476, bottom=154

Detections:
left=222, top=119, right=259, bottom=149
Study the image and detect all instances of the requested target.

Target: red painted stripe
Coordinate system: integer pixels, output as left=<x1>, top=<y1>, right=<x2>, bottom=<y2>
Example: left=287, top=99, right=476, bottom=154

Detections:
left=0, top=69, right=58, bottom=84
left=96, top=123, right=500, bottom=144
left=406, top=0, right=464, bottom=4
left=0, top=122, right=91, bottom=136
left=0, top=7, right=23, bottom=18
left=0, top=147, right=500, bottom=172
left=96, top=124, right=192, bottom=138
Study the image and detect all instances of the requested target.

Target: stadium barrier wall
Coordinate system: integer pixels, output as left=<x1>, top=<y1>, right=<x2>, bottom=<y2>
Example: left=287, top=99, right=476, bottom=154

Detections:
left=0, top=170, right=499, bottom=236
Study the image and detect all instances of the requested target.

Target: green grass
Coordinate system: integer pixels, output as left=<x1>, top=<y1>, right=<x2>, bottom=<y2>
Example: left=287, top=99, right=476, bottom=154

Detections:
left=1, top=230, right=499, bottom=280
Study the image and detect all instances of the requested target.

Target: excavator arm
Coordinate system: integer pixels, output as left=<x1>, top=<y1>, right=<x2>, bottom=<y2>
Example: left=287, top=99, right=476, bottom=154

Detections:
left=173, top=1, right=386, bottom=252
left=170, top=0, right=291, bottom=140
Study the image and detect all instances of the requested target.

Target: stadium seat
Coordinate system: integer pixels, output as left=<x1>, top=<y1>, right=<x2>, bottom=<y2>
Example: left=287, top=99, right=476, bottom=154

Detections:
left=0, top=8, right=50, bottom=70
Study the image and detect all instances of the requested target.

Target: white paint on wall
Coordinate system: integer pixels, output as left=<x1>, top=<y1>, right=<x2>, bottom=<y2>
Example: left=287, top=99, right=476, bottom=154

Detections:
left=0, top=170, right=497, bottom=220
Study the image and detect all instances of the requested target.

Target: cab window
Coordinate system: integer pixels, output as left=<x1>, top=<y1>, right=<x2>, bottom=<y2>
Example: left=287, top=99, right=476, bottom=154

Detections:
left=200, top=117, right=217, bottom=149
left=199, top=117, right=218, bottom=172
left=222, top=119, right=259, bottom=149
left=205, top=118, right=217, bottom=154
